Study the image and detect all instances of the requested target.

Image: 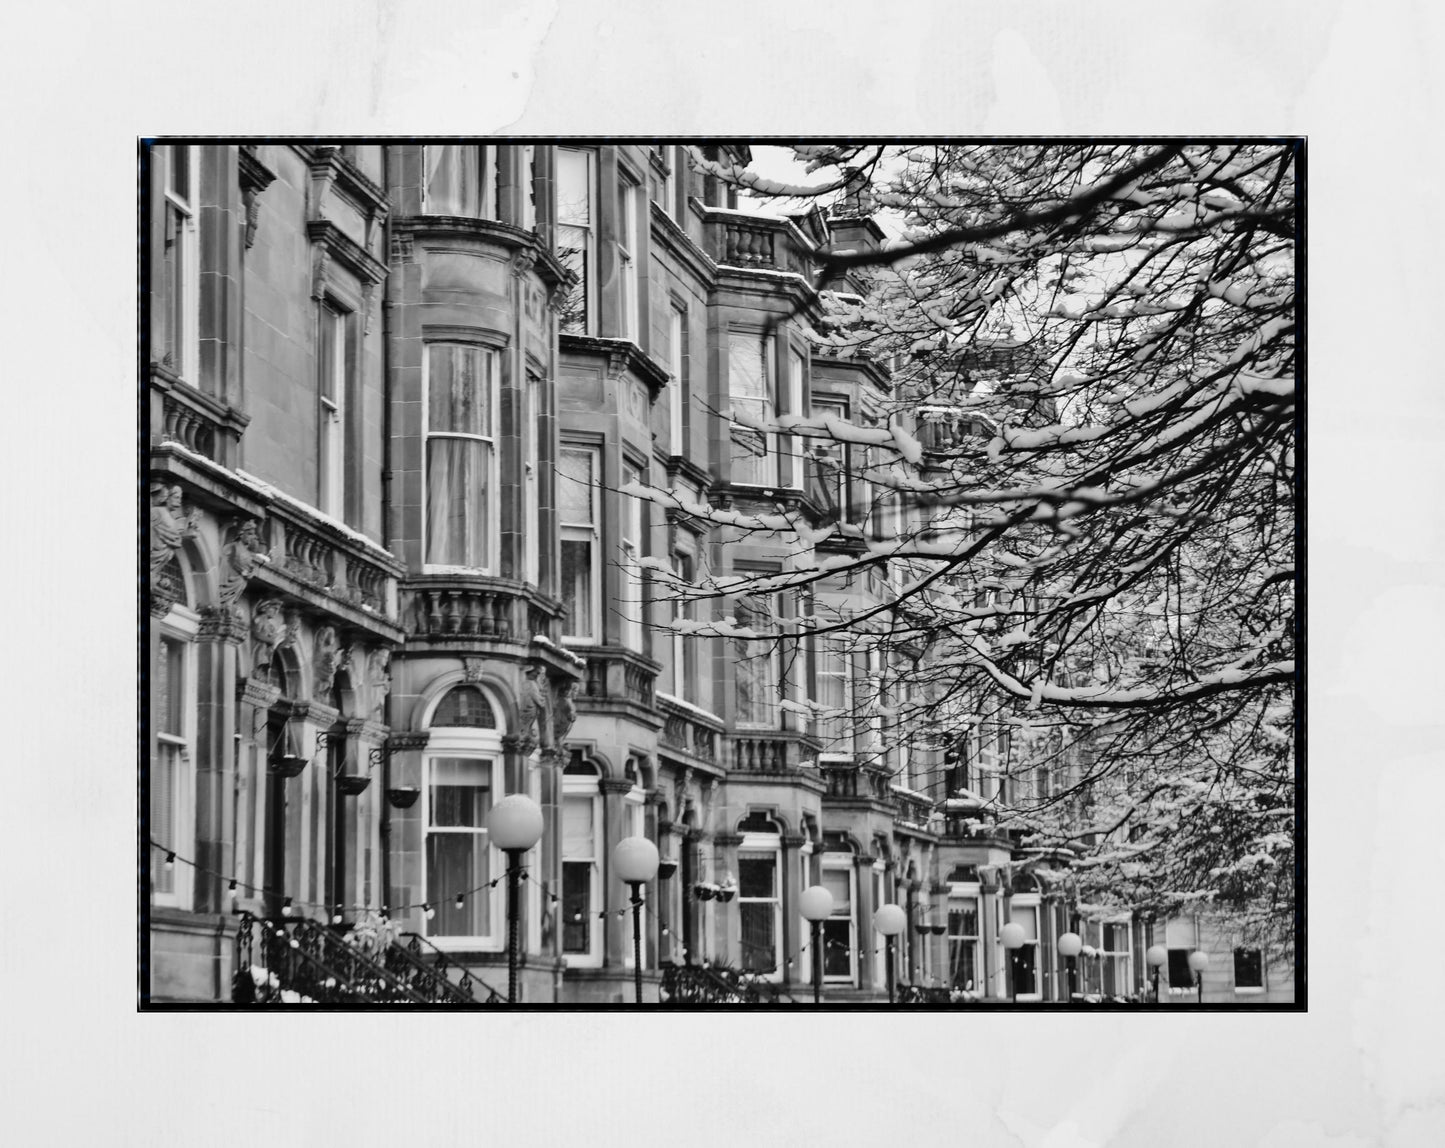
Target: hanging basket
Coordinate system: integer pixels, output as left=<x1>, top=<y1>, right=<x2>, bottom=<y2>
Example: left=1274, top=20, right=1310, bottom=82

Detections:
left=657, top=859, right=678, bottom=880
left=387, top=786, right=421, bottom=809
left=337, top=774, right=372, bottom=797
left=270, top=754, right=308, bottom=779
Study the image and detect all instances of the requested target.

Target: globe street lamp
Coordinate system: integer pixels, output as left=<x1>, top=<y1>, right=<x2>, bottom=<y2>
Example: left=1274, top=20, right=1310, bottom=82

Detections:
left=1146, top=944, right=1168, bottom=1003
left=1057, top=930, right=1082, bottom=1003
left=486, top=793, right=544, bottom=1004
left=799, top=885, right=834, bottom=1006
left=873, top=904, right=907, bottom=1005
left=614, top=836, right=660, bottom=1004
left=1000, top=921, right=1025, bottom=1002
left=1188, top=949, right=1209, bottom=1004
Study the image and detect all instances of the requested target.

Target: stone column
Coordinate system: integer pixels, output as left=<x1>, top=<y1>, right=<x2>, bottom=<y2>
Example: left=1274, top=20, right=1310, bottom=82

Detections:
left=600, top=777, right=635, bottom=969
left=855, top=853, right=877, bottom=990
left=533, top=743, right=565, bottom=965
left=781, top=834, right=807, bottom=987
left=194, top=605, right=244, bottom=913
left=234, top=677, right=279, bottom=913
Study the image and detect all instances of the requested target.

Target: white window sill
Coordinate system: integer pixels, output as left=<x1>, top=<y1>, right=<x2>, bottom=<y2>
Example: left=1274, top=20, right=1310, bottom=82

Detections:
left=1233, top=986, right=1266, bottom=995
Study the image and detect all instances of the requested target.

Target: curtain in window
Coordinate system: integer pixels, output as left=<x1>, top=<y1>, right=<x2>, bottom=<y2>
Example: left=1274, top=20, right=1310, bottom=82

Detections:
left=426, top=346, right=492, bottom=568
left=738, top=855, right=776, bottom=973
left=948, top=904, right=979, bottom=990
left=729, top=334, right=772, bottom=485
left=733, top=597, right=777, bottom=727
left=426, top=145, right=479, bottom=216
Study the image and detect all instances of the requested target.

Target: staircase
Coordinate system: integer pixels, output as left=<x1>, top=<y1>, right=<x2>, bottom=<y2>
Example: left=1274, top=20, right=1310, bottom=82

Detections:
left=231, top=913, right=502, bottom=1005
left=658, top=961, right=800, bottom=1005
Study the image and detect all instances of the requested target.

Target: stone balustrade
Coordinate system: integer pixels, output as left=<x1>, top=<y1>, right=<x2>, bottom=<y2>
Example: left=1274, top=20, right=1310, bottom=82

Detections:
left=729, top=729, right=820, bottom=775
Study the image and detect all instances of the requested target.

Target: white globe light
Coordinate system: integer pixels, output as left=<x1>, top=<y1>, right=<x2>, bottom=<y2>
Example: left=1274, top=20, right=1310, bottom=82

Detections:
left=873, top=903, right=907, bottom=936
left=1187, top=950, right=1210, bottom=973
left=1057, top=931, right=1083, bottom=958
left=1146, top=944, right=1168, bottom=968
left=486, top=793, right=544, bottom=851
left=799, top=885, right=834, bottom=922
left=1000, top=922, right=1026, bottom=950
left=614, top=836, right=660, bottom=883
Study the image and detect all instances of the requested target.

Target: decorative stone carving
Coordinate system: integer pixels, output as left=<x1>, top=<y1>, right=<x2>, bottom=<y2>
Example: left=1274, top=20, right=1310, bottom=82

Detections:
left=237, top=145, right=277, bottom=251
left=361, top=282, right=375, bottom=336
left=149, top=482, right=197, bottom=602
left=314, top=625, right=340, bottom=696
left=250, top=598, right=289, bottom=671
left=510, top=246, right=538, bottom=279
left=551, top=679, right=578, bottom=748
left=219, top=518, right=268, bottom=614
left=311, top=245, right=331, bottom=300
left=462, top=656, right=484, bottom=683
left=198, top=603, right=247, bottom=644
left=367, top=648, right=392, bottom=720
left=517, top=662, right=551, bottom=755
left=390, top=232, right=414, bottom=263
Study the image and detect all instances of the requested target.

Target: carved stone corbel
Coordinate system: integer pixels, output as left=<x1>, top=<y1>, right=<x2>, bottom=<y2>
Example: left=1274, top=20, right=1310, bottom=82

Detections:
left=313, top=625, right=340, bottom=697
left=238, top=146, right=277, bottom=251
left=218, top=518, right=268, bottom=617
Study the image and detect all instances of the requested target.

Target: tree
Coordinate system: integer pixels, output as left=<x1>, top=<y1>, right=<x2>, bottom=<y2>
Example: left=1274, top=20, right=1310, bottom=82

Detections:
left=637, top=143, right=1297, bottom=950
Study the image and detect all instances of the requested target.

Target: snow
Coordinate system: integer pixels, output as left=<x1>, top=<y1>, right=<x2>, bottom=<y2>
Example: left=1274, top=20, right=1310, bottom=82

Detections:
left=532, top=633, right=586, bottom=667
left=226, top=468, right=399, bottom=561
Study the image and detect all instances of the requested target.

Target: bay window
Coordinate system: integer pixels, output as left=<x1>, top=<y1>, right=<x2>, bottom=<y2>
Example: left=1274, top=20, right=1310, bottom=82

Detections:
left=423, top=144, right=497, bottom=218
left=814, top=638, right=853, bottom=751
left=729, top=332, right=775, bottom=486
left=556, top=147, right=595, bottom=334
left=559, top=445, right=601, bottom=642
left=665, top=551, right=698, bottom=702
left=424, top=343, right=498, bottom=571
left=161, top=144, right=199, bottom=383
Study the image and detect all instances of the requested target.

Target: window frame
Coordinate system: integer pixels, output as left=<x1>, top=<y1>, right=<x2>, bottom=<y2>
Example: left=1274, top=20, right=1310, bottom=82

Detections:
left=668, top=305, right=687, bottom=455
left=820, top=855, right=857, bottom=984
left=783, top=345, right=807, bottom=490
left=559, top=443, right=602, bottom=645
left=810, top=395, right=849, bottom=520
left=421, top=713, right=507, bottom=951
left=1007, top=897, right=1043, bottom=1001
left=737, top=835, right=783, bottom=980
left=618, top=173, right=641, bottom=342
left=161, top=143, right=200, bottom=385
left=151, top=604, right=199, bottom=909
left=728, top=329, right=777, bottom=488
left=556, top=146, right=596, bottom=336
left=561, top=773, right=604, bottom=968
left=732, top=590, right=782, bottom=729
left=422, top=342, right=500, bottom=574
left=619, top=459, right=647, bottom=653
left=946, top=884, right=983, bottom=995
left=1232, top=945, right=1266, bottom=994
left=316, top=297, right=355, bottom=522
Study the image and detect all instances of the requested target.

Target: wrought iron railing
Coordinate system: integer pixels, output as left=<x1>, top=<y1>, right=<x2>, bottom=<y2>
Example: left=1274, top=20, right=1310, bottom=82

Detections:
left=658, top=962, right=797, bottom=1005
left=394, top=931, right=505, bottom=1005
left=231, top=913, right=431, bottom=1004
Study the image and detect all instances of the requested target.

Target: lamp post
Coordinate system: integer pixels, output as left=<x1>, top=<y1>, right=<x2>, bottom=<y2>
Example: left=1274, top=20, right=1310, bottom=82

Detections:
left=873, top=904, right=906, bottom=1005
left=1058, top=930, right=1082, bottom=1004
left=1188, top=949, right=1209, bottom=1004
left=486, top=793, right=544, bottom=1004
left=1001, top=921, right=1025, bottom=1002
left=1146, top=944, right=1167, bottom=1003
left=799, top=885, right=834, bottom=1006
left=614, top=836, right=660, bottom=1004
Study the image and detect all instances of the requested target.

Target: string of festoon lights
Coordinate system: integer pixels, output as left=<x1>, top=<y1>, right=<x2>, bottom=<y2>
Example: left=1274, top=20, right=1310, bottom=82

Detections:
left=149, top=839, right=509, bottom=923
left=153, top=839, right=865, bottom=969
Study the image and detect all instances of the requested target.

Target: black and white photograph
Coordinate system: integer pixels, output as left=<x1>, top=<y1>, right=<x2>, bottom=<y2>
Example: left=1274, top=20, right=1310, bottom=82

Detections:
left=141, top=139, right=1299, bottom=1010
left=9, top=2, right=1443, bottom=1143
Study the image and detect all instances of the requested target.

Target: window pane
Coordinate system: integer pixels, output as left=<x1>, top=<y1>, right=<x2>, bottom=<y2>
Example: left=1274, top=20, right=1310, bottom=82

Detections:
left=425, top=437, right=488, bottom=566
left=1012, top=905, right=1038, bottom=941
left=158, top=638, right=185, bottom=735
left=823, top=918, right=852, bottom=976
left=429, top=758, right=490, bottom=826
left=427, top=833, right=490, bottom=935
left=558, top=449, right=594, bottom=525
left=562, top=860, right=592, bottom=953
left=1012, top=945, right=1037, bottom=995
left=948, top=938, right=977, bottom=991
left=562, top=798, right=594, bottom=858
left=561, top=538, right=593, bottom=637
left=432, top=686, right=497, bottom=728
left=948, top=905, right=978, bottom=937
left=822, top=868, right=850, bottom=911
left=168, top=145, right=190, bottom=200
left=1233, top=947, right=1264, bottom=988
left=151, top=744, right=178, bottom=895
left=428, top=346, right=492, bottom=437
left=426, top=145, right=479, bottom=216
left=739, top=903, right=775, bottom=972
left=1168, top=948, right=1193, bottom=987
left=737, top=855, right=775, bottom=899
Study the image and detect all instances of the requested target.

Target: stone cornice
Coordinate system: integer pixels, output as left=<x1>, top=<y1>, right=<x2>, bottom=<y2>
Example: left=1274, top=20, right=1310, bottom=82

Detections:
left=306, top=219, right=389, bottom=289
left=559, top=334, right=671, bottom=400
left=390, top=216, right=572, bottom=291
left=649, top=202, right=717, bottom=288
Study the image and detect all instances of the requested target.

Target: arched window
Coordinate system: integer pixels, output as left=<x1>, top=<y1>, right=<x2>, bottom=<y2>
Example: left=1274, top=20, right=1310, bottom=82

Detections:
left=431, top=685, right=497, bottom=728
left=423, top=682, right=506, bottom=948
